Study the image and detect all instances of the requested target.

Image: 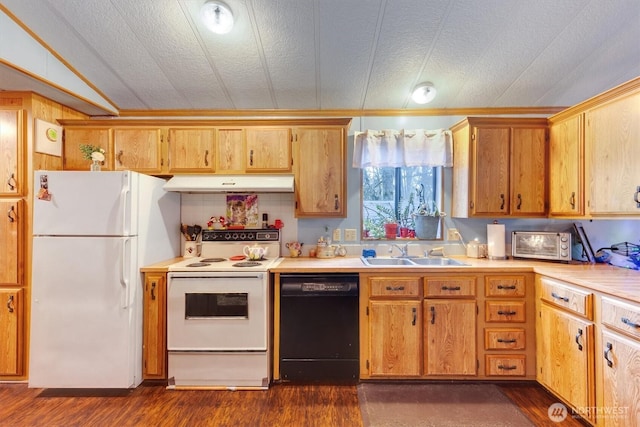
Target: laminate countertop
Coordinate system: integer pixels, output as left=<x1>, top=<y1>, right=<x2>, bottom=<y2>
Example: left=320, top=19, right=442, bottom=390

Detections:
left=272, top=256, right=640, bottom=303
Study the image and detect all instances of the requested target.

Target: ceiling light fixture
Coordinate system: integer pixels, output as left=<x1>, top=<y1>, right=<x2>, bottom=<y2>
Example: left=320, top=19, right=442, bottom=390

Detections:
left=411, top=82, right=437, bottom=104
left=201, top=1, right=234, bottom=34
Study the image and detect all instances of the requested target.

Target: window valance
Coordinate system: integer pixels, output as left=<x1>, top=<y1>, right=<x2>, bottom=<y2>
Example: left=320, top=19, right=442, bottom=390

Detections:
left=352, top=128, right=453, bottom=168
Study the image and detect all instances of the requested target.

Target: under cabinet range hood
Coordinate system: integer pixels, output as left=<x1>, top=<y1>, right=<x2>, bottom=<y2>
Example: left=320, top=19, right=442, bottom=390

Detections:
left=163, top=174, right=295, bottom=193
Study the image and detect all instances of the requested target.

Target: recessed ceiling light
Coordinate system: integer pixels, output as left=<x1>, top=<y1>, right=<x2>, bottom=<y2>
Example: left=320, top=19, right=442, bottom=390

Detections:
left=411, top=82, right=437, bottom=104
left=201, top=1, right=234, bottom=34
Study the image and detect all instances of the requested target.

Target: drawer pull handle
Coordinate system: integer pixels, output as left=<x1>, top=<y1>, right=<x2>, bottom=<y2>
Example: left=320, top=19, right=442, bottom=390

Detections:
left=411, top=307, right=417, bottom=326
left=497, top=338, right=516, bottom=343
left=498, top=364, right=517, bottom=370
left=621, top=317, right=640, bottom=329
left=497, top=285, right=516, bottom=290
left=441, top=286, right=461, bottom=291
left=430, top=306, right=435, bottom=325
left=498, top=310, right=517, bottom=316
left=604, top=342, right=613, bottom=367
left=551, top=292, right=569, bottom=302
left=385, top=286, right=405, bottom=291
left=575, top=328, right=583, bottom=351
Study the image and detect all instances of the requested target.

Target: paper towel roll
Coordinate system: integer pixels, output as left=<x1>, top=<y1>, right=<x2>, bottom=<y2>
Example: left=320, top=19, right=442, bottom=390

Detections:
left=487, top=223, right=506, bottom=259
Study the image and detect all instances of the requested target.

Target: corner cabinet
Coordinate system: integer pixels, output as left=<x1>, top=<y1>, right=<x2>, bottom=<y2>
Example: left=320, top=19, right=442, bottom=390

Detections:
left=451, top=117, right=548, bottom=218
left=293, top=124, right=348, bottom=218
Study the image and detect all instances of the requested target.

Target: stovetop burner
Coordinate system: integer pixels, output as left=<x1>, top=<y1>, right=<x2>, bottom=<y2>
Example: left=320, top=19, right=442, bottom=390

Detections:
left=185, top=262, right=211, bottom=267
left=200, top=258, right=226, bottom=263
left=233, top=261, right=262, bottom=267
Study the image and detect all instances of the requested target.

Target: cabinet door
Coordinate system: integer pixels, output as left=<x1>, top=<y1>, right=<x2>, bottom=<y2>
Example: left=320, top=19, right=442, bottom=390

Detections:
left=167, top=127, right=215, bottom=173
left=424, top=300, right=477, bottom=375
left=293, top=128, right=346, bottom=217
left=472, top=127, right=510, bottom=215
left=538, top=304, right=594, bottom=411
left=216, top=128, right=245, bottom=173
left=143, top=273, right=166, bottom=379
left=549, top=115, right=584, bottom=216
left=510, top=127, right=546, bottom=216
left=245, top=128, right=291, bottom=171
left=0, top=199, right=22, bottom=286
left=601, top=331, right=640, bottom=427
left=63, top=127, right=113, bottom=171
left=369, top=300, right=421, bottom=376
left=0, top=288, right=23, bottom=376
left=0, top=110, right=22, bottom=195
left=113, top=128, right=164, bottom=173
left=586, top=91, right=640, bottom=215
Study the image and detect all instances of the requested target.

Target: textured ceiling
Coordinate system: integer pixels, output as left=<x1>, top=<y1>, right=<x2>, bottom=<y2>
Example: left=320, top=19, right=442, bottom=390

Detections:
left=1, top=0, right=639, bottom=116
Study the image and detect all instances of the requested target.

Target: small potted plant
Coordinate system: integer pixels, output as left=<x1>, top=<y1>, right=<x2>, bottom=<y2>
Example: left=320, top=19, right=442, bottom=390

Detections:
left=413, top=200, right=446, bottom=239
left=79, top=144, right=106, bottom=171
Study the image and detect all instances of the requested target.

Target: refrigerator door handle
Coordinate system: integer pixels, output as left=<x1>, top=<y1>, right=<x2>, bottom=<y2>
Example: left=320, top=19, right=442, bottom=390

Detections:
left=121, top=173, right=131, bottom=235
left=121, top=238, right=131, bottom=309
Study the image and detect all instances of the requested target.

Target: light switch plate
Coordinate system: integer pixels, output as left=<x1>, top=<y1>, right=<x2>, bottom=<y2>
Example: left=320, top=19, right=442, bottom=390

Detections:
left=333, top=228, right=342, bottom=242
left=447, top=228, right=460, bottom=241
left=345, top=229, right=357, bottom=241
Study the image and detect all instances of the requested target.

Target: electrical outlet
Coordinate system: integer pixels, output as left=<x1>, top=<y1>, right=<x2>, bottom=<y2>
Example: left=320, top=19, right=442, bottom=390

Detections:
left=333, top=228, right=342, bottom=242
left=447, top=228, right=460, bottom=241
left=345, top=229, right=357, bottom=241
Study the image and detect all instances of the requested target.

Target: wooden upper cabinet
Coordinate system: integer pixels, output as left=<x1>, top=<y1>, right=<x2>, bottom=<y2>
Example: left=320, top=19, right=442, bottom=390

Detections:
left=0, top=199, right=23, bottom=286
left=63, top=127, right=113, bottom=171
left=548, top=114, right=584, bottom=216
left=113, top=127, right=164, bottom=173
left=216, top=128, right=245, bottom=173
left=451, top=118, right=548, bottom=218
left=167, top=127, right=215, bottom=173
left=0, top=110, right=23, bottom=196
left=245, top=128, right=291, bottom=172
left=293, top=127, right=346, bottom=217
left=586, top=89, right=640, bottom=216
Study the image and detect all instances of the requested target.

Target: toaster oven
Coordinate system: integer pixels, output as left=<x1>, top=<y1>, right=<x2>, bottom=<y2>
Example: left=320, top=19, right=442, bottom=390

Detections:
left=511, top=231, right=572, bottom=262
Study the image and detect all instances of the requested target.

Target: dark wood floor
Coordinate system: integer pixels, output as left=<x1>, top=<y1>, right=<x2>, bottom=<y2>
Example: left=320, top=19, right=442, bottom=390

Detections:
left=0, top=381, right=588, bottom=426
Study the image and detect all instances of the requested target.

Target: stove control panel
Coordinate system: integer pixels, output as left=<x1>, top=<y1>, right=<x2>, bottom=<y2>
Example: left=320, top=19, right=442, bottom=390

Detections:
left=202, top=229, right=280, bottom=242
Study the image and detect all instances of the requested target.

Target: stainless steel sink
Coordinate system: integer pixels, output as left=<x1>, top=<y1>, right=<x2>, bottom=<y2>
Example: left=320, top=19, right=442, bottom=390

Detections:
left=409, top=257, right=470, bottom=266
left=360, top=257, right=470, bottom=267
left=360, top=257, right=415, bottom=266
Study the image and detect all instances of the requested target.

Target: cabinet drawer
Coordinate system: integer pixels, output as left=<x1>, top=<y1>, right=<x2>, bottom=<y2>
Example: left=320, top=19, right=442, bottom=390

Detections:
left=369, top=277, right=421, bottom=298
left=485, top=355, right=526, bottom=376
left=485, top=301, right=526, bottom=322
left=602, top=297, right=640, bottom=340
left=424, top=277, right=476, bottom=297
left=539, top=277, right=593, bottom=319
left=485, top=275, right=525, bottom=297
left=484, top=328, right=526, bottom=350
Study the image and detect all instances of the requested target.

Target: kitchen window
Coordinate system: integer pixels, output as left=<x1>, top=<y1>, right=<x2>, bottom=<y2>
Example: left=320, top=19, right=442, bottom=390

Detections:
left=362, top=166, right=443, bottom=239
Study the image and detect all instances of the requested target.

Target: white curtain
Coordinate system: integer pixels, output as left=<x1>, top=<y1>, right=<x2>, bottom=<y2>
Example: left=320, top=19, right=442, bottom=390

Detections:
left=352, top=128, right=453, bottom=168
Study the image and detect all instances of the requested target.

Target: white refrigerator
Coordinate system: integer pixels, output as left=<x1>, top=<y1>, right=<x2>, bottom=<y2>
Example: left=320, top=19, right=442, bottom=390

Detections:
left=29, top=171, right=180, bottom=388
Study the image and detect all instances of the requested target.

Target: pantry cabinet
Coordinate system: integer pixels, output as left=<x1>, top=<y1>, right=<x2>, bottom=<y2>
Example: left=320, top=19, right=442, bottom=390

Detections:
left=548, top=113, right=584, bottom=216
left=450, top=117, right=548, bottom=218
left=0, top=110, right=23, bottom=196
left=536, top=276, right=595, bottom=423
left=0, top=287, right=24, bottom=376
left=63, top=127, right=113, bottom=171
left=142, top=272, right=167, bottom=379
left=585, top=89, right=640, bottom=216
left=113, top=127, right=164, bottom=173
left=166, top=127, right=216, bottom=173
left=366, top=277, right=422, bottom=377
left=0, top=199, right=23, bottom=286
left=293, top=127, right=347, bottom=217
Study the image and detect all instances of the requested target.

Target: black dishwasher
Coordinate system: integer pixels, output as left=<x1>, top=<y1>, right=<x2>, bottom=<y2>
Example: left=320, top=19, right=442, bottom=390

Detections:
left=279, top=274, right=359, bottom=383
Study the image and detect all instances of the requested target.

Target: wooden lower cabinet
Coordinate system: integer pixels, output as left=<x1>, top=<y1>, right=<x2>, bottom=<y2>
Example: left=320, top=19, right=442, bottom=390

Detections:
left=424, top=299, right=476, bottom=375
left=368, top=300, right=422, bottom=376
left=142, top=272, right=167, bottom=379
left=0, top=288, right=24, bottom=377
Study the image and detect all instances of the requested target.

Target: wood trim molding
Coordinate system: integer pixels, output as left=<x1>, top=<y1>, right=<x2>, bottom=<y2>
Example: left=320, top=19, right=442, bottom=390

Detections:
left=57, top=118, right=354, bottom=127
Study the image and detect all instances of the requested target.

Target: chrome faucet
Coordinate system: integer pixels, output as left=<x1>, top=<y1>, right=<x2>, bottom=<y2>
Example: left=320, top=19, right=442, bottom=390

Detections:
left=426, top=246, right=445, bottom=257
left=389, top=243, right=410, bottom=258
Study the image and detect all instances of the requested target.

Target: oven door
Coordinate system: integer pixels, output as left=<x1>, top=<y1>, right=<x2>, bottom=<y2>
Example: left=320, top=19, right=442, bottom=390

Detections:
left=167, top=273, right=267, bottom=351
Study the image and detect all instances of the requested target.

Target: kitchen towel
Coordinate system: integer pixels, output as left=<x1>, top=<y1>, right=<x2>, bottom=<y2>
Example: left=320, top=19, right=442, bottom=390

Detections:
left=487, top=223, right=506, bottom=259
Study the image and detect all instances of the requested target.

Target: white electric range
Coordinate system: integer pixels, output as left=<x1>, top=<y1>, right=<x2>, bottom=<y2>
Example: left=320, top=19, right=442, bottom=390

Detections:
left=166, top=229, right=282, bottom=390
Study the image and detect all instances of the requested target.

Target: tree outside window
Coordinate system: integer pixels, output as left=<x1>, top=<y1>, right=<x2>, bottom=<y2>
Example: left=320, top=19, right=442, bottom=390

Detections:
left=362, top=166, right=442, bottom=239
